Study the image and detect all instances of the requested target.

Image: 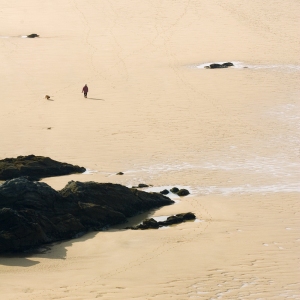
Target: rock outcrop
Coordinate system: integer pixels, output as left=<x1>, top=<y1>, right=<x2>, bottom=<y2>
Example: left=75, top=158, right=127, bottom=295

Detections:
left=127, top=212, right=196, bottom=230
left=27, top=33, right=39, bottom=38
left=0, top=155, right=86, bottom=180
left=0, top=177, right=174, bottom=253
left=205, top=62, right=234, bottom=69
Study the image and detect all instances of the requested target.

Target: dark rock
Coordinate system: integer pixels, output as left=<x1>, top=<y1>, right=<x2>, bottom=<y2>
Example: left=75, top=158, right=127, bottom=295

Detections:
left=177, top=189, right=190, bottom=196
left=164, top=212, right=195, bottom=225
left=18, top=175, right=40, bottom=182
left=176, top=212, right=196, bottom=221
left=0, top=178, right=174, bottom=253
left=222, top=62, right=234, bottom=67
left=209, top=63, right=224, bottom=69
left=160, top=189, right=169, bottom=195
left=205, top=62, right=234, bottom=69
left=138, top=183, right=149, bottom=188
left=137, top=218, right=159, bottom=229
left=165, top=215, right=183, bottom=224
left=0, top=155, right=86, bottom=180
left=27, top=34, right=39, bottom=38
left=128, top=212, right=196, bottom=230
left=170, top=187, right=179, bottom=193
left=116, top=172, right=124, bottom=175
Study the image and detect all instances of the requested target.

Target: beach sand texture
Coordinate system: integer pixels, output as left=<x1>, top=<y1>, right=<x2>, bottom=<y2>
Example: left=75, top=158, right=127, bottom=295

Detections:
left=0, top=0, right=299, bottom=299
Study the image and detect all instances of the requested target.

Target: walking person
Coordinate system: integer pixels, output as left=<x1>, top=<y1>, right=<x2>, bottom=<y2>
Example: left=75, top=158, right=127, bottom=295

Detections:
left=82, top=84, right=88, bottom=98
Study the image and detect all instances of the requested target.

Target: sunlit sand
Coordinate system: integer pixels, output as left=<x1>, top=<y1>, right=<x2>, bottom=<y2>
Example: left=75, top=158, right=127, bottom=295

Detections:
left=0, top=0, right=299, bottom=299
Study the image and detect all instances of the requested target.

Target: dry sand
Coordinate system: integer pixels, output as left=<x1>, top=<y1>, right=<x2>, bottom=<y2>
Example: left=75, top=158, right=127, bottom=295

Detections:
left=0, top=0, right=299, bottom=299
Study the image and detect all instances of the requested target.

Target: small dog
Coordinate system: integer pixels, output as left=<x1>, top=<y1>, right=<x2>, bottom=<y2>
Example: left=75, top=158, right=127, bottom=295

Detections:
left=45, top=95, right=50, bottom=100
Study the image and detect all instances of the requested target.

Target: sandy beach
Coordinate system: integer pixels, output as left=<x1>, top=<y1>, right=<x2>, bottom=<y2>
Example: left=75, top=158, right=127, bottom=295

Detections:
left=0, top=0, right=299, bottom=299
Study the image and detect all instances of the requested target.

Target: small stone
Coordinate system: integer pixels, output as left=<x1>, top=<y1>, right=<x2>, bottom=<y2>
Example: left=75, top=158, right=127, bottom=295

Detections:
left=177, top=189, right=190, bottom=196
left=138, top=183, right=149, bottom=188
left=116, top=172, right=124, bottom=175
left=170, top=187, right=179, bottom=193
left=160, top=189, right=169, bottom=195
left=176, top=212, right=196, bottom=220
left=222, top=62, right=234, bottom=67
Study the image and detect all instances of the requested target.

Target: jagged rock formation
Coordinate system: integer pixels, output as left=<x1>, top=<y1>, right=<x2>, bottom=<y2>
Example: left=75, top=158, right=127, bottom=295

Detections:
left=0, top=178, right=174, bottom=253
left=0, top=155, right=86, bottom=180
left=126, top=212, right=196, bottom=230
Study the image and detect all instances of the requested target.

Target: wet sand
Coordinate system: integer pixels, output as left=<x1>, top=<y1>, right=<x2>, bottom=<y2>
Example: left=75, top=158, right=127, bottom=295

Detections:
left=0, top=0, right=299, bottom=299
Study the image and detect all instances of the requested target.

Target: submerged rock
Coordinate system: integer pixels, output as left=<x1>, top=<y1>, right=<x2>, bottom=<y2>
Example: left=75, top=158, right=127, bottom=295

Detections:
left=0, top=178, right=174, bottom=253
left=0, top=155, right=86, bottom=180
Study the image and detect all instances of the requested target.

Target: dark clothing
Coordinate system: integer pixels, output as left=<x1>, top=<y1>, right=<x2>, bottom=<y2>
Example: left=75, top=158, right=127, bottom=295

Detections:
left=82, top=85, right=88, bottom=98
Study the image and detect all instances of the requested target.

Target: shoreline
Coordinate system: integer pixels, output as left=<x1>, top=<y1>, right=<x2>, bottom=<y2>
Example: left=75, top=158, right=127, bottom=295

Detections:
left=0, top=0, right=299, bottom=298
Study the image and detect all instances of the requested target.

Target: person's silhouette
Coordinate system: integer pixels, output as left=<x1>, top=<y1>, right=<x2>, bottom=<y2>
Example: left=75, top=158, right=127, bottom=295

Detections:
left=82, top=84, right=88, bottom=98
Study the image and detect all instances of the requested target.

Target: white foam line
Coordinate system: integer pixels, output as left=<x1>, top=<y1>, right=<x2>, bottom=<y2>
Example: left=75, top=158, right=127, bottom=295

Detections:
left=125, top=156, right=300, bottom=177
left=195, top=61, right=300, bottom=71
left=152, top=216, right=169, bottom=222
left=143, top=185, right=195, bottom=200
left=194, top=219, right=204, bottom=223
left=128, top=183, right=300, bottom=196
left=83, top=168, right=98, bottom=175
left=160, top=182, right=297, bottom=195
left=189, top=183, right=300, bottom=196
left=158, top=226, right=169, bottom=230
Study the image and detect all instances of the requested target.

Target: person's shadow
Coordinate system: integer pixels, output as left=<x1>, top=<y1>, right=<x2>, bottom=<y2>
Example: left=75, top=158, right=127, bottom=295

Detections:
left=87, top=98, right=105, bottom=101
